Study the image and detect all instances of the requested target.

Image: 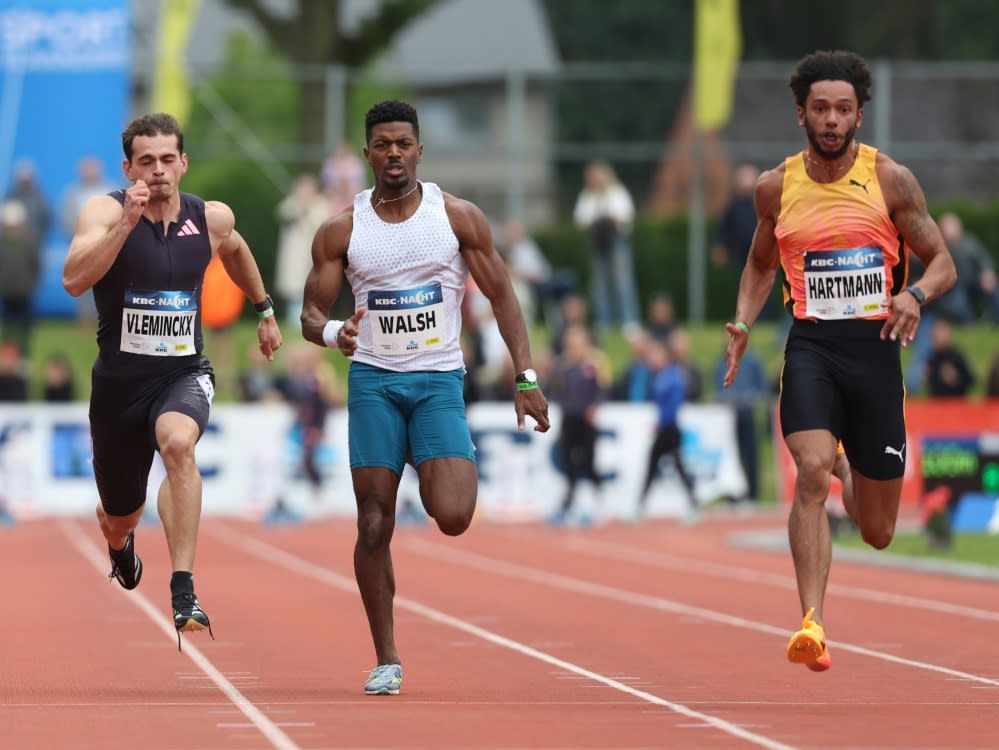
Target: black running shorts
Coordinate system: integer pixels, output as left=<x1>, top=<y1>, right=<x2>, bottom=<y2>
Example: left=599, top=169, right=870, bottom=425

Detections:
left=89, top=356, right=215, bottom=516
left=779, top=319, right=906, bottom=480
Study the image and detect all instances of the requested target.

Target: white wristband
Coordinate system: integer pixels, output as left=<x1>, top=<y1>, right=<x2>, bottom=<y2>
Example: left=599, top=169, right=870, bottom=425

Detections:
left=322, top=319, right=344, bottom=348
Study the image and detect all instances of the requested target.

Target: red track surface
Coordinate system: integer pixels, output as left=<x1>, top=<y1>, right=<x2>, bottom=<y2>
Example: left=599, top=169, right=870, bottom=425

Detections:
left=3, top=511, right=998, bottom=749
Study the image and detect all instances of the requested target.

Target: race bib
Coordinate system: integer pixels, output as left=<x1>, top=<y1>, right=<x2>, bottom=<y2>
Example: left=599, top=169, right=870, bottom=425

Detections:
left=120, top=289, right=197, bottom=356
left=367, top=283, right=444, bottom=355
left=803, top=247, right=888, bottom=319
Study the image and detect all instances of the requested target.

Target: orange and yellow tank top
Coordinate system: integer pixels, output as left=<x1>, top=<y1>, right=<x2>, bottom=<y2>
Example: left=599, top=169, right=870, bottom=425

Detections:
left=774, top=143, right=907, bottom=320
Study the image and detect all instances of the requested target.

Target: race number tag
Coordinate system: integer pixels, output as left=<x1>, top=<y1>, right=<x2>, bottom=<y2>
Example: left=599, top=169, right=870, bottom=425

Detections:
left=803, top=247, right=887, bottom=319
left=120, top=289, right=197, bottom=356
left=367, top=283, right=444, bottom=355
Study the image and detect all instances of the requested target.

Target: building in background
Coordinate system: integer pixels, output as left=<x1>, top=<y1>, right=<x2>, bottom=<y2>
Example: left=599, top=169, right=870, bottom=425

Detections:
left=130, top=0, right=560, bottom=227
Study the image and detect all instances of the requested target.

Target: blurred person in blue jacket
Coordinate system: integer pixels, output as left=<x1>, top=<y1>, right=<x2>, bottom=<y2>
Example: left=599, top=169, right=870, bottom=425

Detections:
left=636, top=338, right=698, bottom=522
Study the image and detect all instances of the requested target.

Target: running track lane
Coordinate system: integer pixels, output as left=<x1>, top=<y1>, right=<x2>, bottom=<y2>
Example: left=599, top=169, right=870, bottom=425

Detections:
left=0, top=515, right=995, bottom=748
left=209, top=516, right=999, bottom=750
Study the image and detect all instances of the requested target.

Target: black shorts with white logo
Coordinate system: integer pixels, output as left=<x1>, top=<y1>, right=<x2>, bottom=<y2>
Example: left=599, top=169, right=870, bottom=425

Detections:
left=779, top=318, right=906, bottom=480
left=89, top=355, right=215, bottom=516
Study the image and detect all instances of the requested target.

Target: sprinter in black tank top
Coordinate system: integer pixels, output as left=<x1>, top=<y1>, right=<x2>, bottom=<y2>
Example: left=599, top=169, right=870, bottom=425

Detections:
left=63, top=113, right=282, bottom=647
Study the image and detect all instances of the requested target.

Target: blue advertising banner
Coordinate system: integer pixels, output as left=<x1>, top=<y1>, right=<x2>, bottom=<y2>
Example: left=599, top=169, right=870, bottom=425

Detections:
left=0, top=0, right=130, bottom=317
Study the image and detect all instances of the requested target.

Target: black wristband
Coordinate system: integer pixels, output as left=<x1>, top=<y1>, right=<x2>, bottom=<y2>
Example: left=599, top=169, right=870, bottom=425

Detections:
left=903, top=286, right=926, bottom=306
left=253, top=294, right=274, bottom=313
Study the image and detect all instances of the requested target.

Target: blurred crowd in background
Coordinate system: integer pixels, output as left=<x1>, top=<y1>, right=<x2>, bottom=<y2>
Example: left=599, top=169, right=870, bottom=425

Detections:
left=2, top=144, right=999, bottom=514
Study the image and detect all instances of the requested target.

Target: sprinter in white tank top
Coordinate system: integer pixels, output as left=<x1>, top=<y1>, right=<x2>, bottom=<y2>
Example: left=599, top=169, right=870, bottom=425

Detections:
left=300, top=100, right=550, bottom=696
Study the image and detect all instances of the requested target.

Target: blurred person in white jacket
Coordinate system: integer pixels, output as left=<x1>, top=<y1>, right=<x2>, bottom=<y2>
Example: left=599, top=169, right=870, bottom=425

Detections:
left=275, top=174, right=331, bottom=325
left=572, top=161, right=640, bottom=335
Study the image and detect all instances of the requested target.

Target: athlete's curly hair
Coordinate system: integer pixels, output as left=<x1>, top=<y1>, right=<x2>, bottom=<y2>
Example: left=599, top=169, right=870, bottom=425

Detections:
left=121, top=113, right=184, bottom=160
left=789, top=50, right=873, bottom=109
left=365, top=100, right=420, bottom=142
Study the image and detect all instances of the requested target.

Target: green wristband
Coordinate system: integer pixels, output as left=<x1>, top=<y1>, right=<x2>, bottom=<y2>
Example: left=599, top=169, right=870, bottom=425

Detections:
left=516, top=381, right=540, bottom=391
left=734, top=321, right=750, bottom=334
left=257, top=306, right=275, bottom=320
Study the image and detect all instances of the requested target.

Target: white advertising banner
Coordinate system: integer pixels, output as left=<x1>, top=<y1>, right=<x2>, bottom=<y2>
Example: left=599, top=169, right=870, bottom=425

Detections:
left=0, top=402, right=746, bottom=522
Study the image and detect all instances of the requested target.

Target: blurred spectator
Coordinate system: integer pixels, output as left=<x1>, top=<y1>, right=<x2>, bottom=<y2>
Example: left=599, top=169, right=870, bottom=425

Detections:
left=497, top=226, right=538, bottom=329
left=462, top=274, right=511, bottom=399
left=550, top=293, right=591, bottom=358
left=502, top=218, right=576, bottom=330
left=239, top=341, right=286, bottom=403
left=6, top=160, right=50, bottom=241
left=986, top=350, right=999, bottom=398
left=711, top=164, right=768, bottom=317
left=42, top=353, right=76, bottom=402
left=645, top=292, right=676, bottom=343
left=321, top=143, right=366, bottom=214
left=636, top=339, right=698, bottom=522
left=548, top=324, right=609, bottom=526
left=0, top=342, right=28, bottom=402
left=713, top=339, right=767, bottom=502
left=60, top=156, right=113, bottom=236
left=907, top=212, right=997, bottom=392
left=935, top=212, right=999, bottom=324
left=281, top=344, right=343, bottom=502
left=275, top=173, right=331, bottom=325
left=0, top=200, right=41, bottom=354
left=925, top=319, right=974, bottom=397
left=609, top=328, right=656, bottom=402
left=711, top=164, right=759, bottom=273
left=573, top=161, right=639, bottom=334
left=60, top=156, right=114, bottom=328
left=667, top=327, right=703, bottom=402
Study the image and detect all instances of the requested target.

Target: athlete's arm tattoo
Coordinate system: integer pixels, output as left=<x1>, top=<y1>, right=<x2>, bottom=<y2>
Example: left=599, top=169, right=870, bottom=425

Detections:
left=885, top=162, right=955, bottom=305
left=889, top=165, right=935, bottom=252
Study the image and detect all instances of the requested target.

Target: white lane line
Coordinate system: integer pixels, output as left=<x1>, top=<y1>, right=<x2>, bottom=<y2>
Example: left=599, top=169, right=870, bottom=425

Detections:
left=560, top=536, right=999, bottom=622
left=209, top=523, right=799, bottom=750
left=403, top=537, right=999, bottom=689
left=60, top=519, right=303, bottom=750
left=4, top=699, right=996, bottom=709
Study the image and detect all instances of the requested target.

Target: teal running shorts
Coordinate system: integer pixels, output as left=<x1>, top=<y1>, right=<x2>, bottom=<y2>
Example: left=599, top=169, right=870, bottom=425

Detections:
left=347, top=361, right=476, bottom=473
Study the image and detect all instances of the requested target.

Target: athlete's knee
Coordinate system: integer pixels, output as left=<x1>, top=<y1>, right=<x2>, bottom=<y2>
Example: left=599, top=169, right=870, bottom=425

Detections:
left=434, top=503, right=474, bottom=536
left=97, top=503, right=139, bottom=541
left=158, top=430, right=197, bottom=469
left=356, top=498, right=395, bottom=550
left=860, top=518, right=896, bottom=550
left=793, top=453, right=833, bottom=502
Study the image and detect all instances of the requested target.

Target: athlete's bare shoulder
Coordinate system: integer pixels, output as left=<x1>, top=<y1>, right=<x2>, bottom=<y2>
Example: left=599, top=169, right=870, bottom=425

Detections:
left=874, top=150, right=921, bottom=213
left=79, top=192, right=125, bottom=225
left=442, top=192, right=489, bottom=248
left=203, top=199, right=236, bottom=234
left=755, top=161, right=786, bottom=219
left=313, top=204, right=355, bottom=260
left=442, top=191, right=481, bottom=222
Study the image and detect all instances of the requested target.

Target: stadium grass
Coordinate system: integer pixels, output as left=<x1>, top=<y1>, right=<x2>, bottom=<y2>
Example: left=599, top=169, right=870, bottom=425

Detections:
left=835, top=531, right=999, bottom=568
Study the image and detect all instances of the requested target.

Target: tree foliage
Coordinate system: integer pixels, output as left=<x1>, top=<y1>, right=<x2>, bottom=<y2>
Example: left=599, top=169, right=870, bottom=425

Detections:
left=222, top=0, right=437, bottom=148
left=542, top=0, right=999, bottom=207
left=739, top=0, right=999, bottom=60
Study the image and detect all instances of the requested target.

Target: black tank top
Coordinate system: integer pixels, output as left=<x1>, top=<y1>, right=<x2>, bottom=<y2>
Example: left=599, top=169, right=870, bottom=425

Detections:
left=93, top=191, right=212, bottom=378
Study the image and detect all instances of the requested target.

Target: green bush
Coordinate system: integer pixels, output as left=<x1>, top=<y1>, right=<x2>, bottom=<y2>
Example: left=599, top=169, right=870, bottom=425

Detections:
left=534, top=215, right=782, bottom=321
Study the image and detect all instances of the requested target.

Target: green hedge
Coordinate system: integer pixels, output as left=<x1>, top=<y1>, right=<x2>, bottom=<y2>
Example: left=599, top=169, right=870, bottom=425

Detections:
left=534, top=216, right=783, bottom=322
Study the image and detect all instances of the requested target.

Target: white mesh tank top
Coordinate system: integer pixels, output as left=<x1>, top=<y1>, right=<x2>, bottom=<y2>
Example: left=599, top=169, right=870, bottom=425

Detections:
left=346, top=181, right=467, bottom=372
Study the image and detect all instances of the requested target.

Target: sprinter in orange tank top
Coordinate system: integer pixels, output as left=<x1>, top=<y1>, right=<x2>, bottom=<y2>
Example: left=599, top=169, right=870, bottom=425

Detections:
left=722, top=51, right=957, bottom=672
